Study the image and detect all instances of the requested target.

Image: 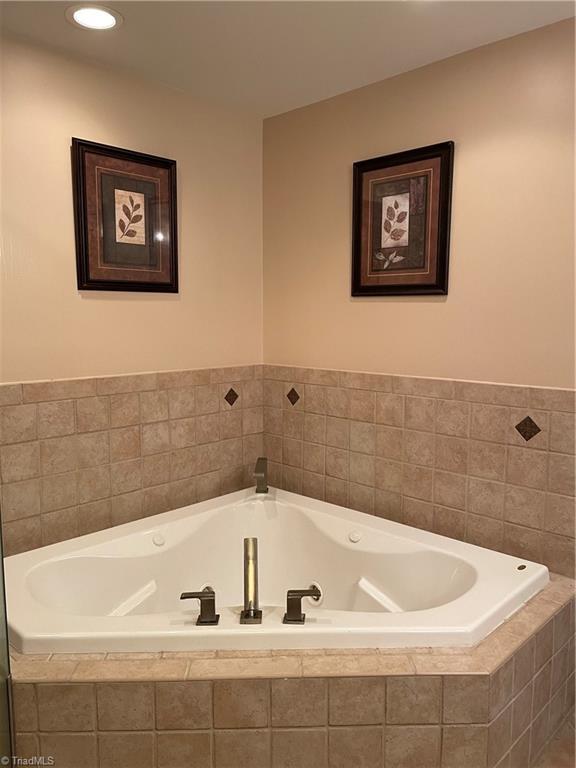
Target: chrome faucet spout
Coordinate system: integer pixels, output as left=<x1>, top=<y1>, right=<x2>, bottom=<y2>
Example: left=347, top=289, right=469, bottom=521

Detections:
left=254, top=456, right=268, bottom=494
left=240, top=537, right=262, bottom=624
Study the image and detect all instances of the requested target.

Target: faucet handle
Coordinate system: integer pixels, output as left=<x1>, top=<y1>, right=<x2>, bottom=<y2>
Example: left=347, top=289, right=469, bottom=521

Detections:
left=282, top=585, right=321, bottom=625
left=180, top=586, right=220, bottom=626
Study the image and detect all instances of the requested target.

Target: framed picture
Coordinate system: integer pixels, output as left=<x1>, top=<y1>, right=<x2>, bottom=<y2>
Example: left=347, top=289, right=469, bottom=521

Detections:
left=72, top=138, right=178, bottom=292
left=351, top=141, right=453, bottom=296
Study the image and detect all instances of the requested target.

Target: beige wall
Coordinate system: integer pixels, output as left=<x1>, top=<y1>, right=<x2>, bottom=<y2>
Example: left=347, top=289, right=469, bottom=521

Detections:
left=0, top=38, right=263, bottom=383
left=263, top=21, right=575, bottom=389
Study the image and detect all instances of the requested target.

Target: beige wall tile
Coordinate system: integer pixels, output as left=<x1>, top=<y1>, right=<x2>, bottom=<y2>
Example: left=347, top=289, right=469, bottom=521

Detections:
left=304, top=384, right=326, bottom=414
left=436, top=400, right=469, bottom=437
left=504, top=485, right=544, bottom=528
left=139, top=390, right=168, bottom=423
left=511, top=682, right=532, bottom=741
left=97, top=373, right=157, bottom=396
left=214, top=729, right=270, bottom=768
left=282, top=437, right=303, bottom=468
left=325, top=476, right=349, bottom=506
left=272, top=728, right=327, bottom=768
left=110, top=459, right=142, bottom=495
left=111, top=490, right=143, bottom=525
left=1, top=441, right=40, bottom=482
left=143, top=484, right=171, bottom=517
left=170, top=417, right=196, bottom=449
left=157, top=731, right=211, bottom=768
left=549, top=412, right=575, bottom=454
left=339, top=371, right=392, bottom=391
left=329, top=677, right=384, bottom=725
left=98, top=732, right=154, bottom=768
left=349, top=482, right=374, bottom=514
left=326, top=446, right=348, bottom=480
left=2, top=478, right=41, bottom=521
left=349, top=390, right=375, bottom=422
left=40, top=436, right=77, bottom=475
left=403, top=497, right=434, bottom=530
left=41, top=472, right=77, bottom=512
left=142, top=421, right=171, bottom=455
left=530, top=388, right=575, bottom=413
left=110, top=393, right=140, bottom=427
left=374, top=488, right=402, bottom=521
left=387, top=676, right=441, bottom=724
left=24, top=378, right=97, bottom=403
left=326, top=416, right=349, bottom=448
left=196, top=470, right=221, bottom=500
left=78, top=466, right=110, bottom=504
left=471, top=404, right=509, bottom=443
left=394, top=377, right=455, bottom=399
left=41, top=507, right=79, bottom=546
left=375, top=425, right=403, bottom=460
left=350, top=421, right=375, bottom=454
left=433, top=506, right=466, bottom=540
left=197, top=413, right=221, bottom=443
left=3, top=516, right=41, bottom=555
left=441, top=725, right=488, bottom=768
left=271, top=678, right=327, bottom=727
left=465, top=513, right=504, bottom=553
left=196, top=385, right=220, bottom=415
left=469, top=441, right=506, bottom=481
left=0, top=383, right=23, bottom=406
left=37, top=683, right=95, bottom=731
left=170, top=477, right=197, bottom=508
left=435, top=436, right=468, bottom=474
left=375, top=458, right=402, bottom=493
left=534, top=619, right=554, bottom=672
left=404, top=429, right=435, bottom=467
left=78, top=499, right=111, bottom=535
left=489, top=657, right=514, bottom=719
left=110, top=426, right=140, bottom=462
left=303, top=442, right=325, bottom=474
left=303, top=413, right=325, bottom=444
left=12, top=683, right=37, bottom=731
left=405, top=397, right=436, bottom=432
left=40, top=734, right=97, bottom=768
left=541, top=531, right=575, bottom=577
left=402, top=464, right=433, bottom=501
left=76, top=432, right=109, bottom=468
left=502, top=523, right=541, bottom=563
left=385, top=725, right=441, bottom=768
left=97, top=682, right=154, bottom=730
left=376, top=393, right=404, bottom=427
left=467, top=477, right=505, bottom=519
left=443, top=676, right=490, bottom=723
left=487, top=704, right=512, bottom=767
left=330, top=726, right=382, bottom=768
left=513, top=638, right=535, bottom=694
left=349, top=452, right=374, bottom=486
left=548, top=452, right=575, bottom=496
left=214, top=680, right=269, bottom=728
left=38, top=400, right=75, bottom=438
left=75, top=396, right=110, bottom=433
left=506, top=447, right=547, bottom=490
left=282, top=410, right=303, bottom=439
left=0, top=404, right=37, bottom=444
left=220, top=410, right=242, bottom=439
left=156, top=681, right=212, bottom=729
left=142, top=453, right=171, bottom=488
left=158, top=369, right=211, bottom=390
left=433, top=471, right=466, bottom=510
left=543, top=494, right=575, bottom=537
left=168, top=387, right=196, bottom=419
left=302, top=470, right=325, bottom=501
left=325, top=387, right=349, bottom=418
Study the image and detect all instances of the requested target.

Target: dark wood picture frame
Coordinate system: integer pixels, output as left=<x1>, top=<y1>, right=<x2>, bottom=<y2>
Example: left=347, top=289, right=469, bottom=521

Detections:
left=72, top=138, right=178, bottom=292
left=352, top=141, right=453, bottom=296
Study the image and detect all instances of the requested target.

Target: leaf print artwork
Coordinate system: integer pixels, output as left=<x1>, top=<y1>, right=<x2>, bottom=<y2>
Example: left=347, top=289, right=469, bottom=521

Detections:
left=381, top=192, right=409, bottom=248
left=115, top=189, right=146, bottom=245
left=374, top=250, right=405, bottom=270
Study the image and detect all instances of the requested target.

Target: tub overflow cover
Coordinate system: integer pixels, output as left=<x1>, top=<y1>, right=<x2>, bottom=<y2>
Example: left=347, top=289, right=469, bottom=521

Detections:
left=348, top=530, right=362, bottom=543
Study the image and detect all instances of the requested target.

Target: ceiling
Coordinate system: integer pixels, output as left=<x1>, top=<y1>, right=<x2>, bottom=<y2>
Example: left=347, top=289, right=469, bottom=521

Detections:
left=1, top=1, right=574, bottom=117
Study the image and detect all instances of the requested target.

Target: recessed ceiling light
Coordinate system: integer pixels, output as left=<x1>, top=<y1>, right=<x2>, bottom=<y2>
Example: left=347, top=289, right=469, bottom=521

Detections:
left=66, top=5, right=122, bottom=30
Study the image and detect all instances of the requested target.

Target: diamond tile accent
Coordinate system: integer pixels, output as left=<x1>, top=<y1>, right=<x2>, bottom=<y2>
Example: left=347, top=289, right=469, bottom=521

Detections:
left=224, top=388, right=239, bottom=407
left=286, top=387, right=300, bottom=406
left=515, top=416, right=541, bottom=442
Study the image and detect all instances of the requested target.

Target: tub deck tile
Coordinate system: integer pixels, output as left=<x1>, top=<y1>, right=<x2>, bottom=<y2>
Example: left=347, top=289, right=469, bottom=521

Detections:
left=187, top=656, right=302, bottom=680
left=71, top=659, right=188, bottom=682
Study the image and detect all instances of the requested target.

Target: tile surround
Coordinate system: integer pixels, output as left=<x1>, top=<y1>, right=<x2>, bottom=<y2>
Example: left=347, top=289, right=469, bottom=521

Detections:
left=262, top=365, right=575, bottom=578
left=0, top=366, right=263, bottom=556
left=11, top=584, right=575, bottom=767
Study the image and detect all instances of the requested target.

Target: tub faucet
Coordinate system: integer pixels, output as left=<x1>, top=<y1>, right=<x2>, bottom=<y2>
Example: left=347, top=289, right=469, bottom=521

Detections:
left=254, top=456, right=268, bottom=494
left=240, top=537, right=262, bottom=624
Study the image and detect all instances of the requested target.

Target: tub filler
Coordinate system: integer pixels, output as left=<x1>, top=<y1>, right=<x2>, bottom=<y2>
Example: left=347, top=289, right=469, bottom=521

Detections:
left=5, top=488, right=549, bottom=654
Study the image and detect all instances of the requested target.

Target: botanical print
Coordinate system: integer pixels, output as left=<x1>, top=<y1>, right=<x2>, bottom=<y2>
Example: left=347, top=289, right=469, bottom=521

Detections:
left=374, top=191, right=409, bottom=270
left=381, top=192, right=409, bottom=248
left=115, top=189, right=145, bottom=245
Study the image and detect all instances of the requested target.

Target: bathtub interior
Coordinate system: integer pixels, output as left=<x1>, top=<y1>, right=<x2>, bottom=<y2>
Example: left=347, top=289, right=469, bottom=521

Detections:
left=25, top=496, right=478, bottom=619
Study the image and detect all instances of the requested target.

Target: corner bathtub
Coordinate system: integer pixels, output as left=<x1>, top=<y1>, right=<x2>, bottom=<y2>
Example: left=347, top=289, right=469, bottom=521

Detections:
left=5, top=488, right=549, bottom=654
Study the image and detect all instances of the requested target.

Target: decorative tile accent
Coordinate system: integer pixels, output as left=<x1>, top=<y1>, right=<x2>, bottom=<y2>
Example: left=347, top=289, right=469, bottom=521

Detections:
left=286, top=387, right=300, bottom=406
left=515, top=415, right=541, bottom=442
left=224, top=388, right=239, bottom=407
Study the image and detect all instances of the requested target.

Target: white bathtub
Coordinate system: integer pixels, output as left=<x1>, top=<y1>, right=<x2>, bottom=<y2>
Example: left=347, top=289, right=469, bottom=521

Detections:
left=5, top=488, right=548, bottom=653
